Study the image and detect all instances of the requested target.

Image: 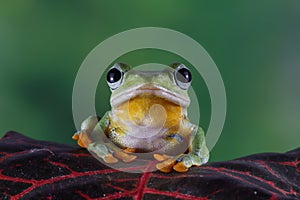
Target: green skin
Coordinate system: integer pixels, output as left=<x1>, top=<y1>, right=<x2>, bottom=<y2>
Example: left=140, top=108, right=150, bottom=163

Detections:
left=76, top=63, right=209, bottom=171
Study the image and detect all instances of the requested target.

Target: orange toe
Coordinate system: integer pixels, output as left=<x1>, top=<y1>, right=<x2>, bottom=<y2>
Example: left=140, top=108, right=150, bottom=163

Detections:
left=77, top=131, right=92, bottom=148
left=153, top=154, right=170, bottom=162
left=114, top=150, right=137, bottom=163
left=156, top=159, right=176, bottom=173
left=156, top=163, right=173, bottom=173
left=72, top=133, right=79, bottom=140
left=77, top=139, right=87, bottom=148
left=123, top=148, right=136, bottom=153
left=173, top=162, right=189, bottom=172
left=122, top=155, right=137, bottom=163
left=104, top=154, right=118, bottom=163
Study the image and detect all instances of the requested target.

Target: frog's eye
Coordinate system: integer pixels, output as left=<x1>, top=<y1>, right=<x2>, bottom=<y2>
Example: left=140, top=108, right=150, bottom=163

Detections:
left=174, top=64, right=192, bottom=90
left=106, top=64, right=124, bottom=90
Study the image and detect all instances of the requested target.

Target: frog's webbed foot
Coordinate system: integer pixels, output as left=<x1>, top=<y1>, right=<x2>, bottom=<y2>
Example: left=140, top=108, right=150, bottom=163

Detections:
left=72, top=130, right=92, bottom=148
left=88, top=143, right=137, bottom=164
left=87, top=143, right=118, bottom=163
left=72, top=115, right=137, bottom=164
left=154, top=153, right=207, bottom=173
left=154, top=154, right=177, bottom=173
left=72, top=116, right=100, bottom=148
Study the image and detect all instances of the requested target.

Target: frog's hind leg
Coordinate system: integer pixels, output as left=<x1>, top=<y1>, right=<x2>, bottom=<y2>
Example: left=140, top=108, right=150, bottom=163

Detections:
left=88, top=142, right=137, bottom=164
left=154, top=127, right=209, bottom=173
left=173, top=127, right=209, bottom=172
left=88, top=142, right=118, bottom=164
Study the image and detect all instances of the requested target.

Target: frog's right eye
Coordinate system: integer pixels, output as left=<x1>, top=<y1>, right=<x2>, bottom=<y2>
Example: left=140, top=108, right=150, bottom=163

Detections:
left=106, top=64, right=124, bottom=90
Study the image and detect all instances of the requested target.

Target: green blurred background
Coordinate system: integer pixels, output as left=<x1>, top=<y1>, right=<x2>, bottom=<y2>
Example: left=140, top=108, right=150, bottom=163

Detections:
left=0, top=1, right=299, bottom=162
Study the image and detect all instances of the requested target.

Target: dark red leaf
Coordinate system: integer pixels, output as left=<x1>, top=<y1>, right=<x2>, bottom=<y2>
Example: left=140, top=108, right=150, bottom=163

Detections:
left=0, top=131, right=299, bottom=200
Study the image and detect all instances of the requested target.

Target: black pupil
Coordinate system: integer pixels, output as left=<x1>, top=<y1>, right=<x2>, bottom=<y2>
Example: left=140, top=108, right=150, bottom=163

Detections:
left=176, top=68, right=192, bottom=83
left=107, top=68, right=122, bottom=83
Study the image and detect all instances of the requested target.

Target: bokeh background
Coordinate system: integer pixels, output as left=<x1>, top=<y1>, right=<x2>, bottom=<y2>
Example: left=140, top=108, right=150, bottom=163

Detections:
left=0, top=1, right=299, bottom=162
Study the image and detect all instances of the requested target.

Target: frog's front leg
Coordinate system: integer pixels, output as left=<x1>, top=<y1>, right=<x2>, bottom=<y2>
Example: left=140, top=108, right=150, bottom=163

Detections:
left=155, top=127, right=209, bottom=172
left=72, top=115, right=100, bottom=148
left=72, top=112, right=136, bottom=164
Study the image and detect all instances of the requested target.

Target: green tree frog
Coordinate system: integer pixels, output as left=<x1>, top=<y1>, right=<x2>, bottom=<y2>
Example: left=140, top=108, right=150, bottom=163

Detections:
left=72, top=63, right=209, bottom=172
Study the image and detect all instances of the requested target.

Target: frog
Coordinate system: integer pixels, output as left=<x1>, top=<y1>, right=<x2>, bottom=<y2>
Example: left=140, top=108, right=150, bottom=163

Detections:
left=72, top=63, right=209, bottom=172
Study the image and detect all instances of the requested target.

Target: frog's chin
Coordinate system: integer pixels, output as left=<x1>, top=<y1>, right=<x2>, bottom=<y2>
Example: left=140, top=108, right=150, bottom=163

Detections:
left=110, top=84, right=190, bottom=108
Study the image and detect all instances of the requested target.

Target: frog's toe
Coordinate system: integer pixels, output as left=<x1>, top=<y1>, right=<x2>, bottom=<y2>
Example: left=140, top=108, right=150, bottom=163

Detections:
left=114, top=150, right=137, bottom=163
left=156, top=158, right=177, bottom=173
left=153, top=154, right=170, bottom=162
left=172, top=154, right=203, bottom=172
left=72, top=130, right=92, bottom=148
left=122, top=155, right=137, bottom=163
left=103, top=153, right=118, bottom=163
left=123, top=148, right=136, bottom=153
left=72, top=132, right=79, bottom=140
left=173, top=161, right=189, bottom=172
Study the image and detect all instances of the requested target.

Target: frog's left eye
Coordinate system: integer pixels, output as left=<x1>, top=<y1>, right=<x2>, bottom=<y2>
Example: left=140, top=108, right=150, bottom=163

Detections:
left=106, top=64, right=124, bottom=90
left=174, top=64, right=192, bottom=90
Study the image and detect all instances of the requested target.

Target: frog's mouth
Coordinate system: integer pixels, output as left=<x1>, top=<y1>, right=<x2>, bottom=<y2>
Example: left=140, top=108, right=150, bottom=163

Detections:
left=110, top=84, right=190, bottom=108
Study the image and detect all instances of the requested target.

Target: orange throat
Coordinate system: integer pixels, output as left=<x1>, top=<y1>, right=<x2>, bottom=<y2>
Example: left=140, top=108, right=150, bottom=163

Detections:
left=112, top=94, right=183, bottom=129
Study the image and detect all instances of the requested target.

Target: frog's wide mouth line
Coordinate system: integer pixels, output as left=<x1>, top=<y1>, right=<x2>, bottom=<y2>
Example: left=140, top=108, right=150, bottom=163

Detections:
left=110, top=84, right=190, bottom=108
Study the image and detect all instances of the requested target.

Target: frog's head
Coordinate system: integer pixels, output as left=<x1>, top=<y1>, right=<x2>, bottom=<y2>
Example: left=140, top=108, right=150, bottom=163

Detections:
left=106, top=63, right=192, bottom=128
left=106, top=63, right=192, bottom=109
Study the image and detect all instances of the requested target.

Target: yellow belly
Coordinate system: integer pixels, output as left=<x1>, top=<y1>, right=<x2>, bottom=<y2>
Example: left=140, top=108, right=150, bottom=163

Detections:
left=113, top=94, right=183, bottom=129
